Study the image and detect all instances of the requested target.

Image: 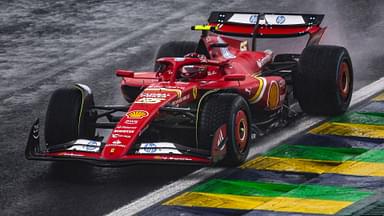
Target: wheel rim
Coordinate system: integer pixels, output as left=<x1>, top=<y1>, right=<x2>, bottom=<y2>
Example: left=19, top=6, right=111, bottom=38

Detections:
left=235, top=110, right=248, bottom=153
left=338, top=61, right=350, bottom=100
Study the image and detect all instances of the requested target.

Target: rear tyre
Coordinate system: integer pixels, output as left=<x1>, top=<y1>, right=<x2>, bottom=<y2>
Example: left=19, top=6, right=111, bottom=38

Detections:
left=295, top=45, right=353, bottom=115
left=198, top=93, right=251, bottom=166
left=154, top=41, right=198, bottom=71
left=45, top=87, right=96, bottom=147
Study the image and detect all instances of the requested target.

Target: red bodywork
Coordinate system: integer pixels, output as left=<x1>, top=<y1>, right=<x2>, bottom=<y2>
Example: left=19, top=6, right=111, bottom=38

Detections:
left=26, top=12, right=325, bottom=166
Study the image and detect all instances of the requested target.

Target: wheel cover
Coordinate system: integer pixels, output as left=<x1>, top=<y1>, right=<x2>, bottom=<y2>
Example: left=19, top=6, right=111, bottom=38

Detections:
left=338, top=61, right=351, bottom=100
left=235, top=110, right=248, bottom=153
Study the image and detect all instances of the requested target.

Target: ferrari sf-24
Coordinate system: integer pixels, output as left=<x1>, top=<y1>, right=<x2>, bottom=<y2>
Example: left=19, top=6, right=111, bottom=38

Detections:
left=26, top=12, right=353, bottom=166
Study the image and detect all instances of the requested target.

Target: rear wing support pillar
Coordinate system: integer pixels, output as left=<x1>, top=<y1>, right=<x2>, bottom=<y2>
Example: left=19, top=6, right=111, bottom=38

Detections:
left=251, top=13, right=264, bottom=51
left=306, top=27, right=327, bottom=47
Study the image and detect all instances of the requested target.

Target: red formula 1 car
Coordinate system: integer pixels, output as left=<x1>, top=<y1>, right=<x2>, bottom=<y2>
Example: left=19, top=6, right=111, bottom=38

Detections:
left=26, top=12, right=353, bottom=166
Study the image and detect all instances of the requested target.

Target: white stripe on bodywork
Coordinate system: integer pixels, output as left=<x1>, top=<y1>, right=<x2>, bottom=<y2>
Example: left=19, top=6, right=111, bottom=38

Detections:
left=138, top=142, right=182, bottom=154
left=217, top=36, right=236, bottom=59
left=67, top=139, right=101, bottom=153
left=252, top=77, right=267, bottom=104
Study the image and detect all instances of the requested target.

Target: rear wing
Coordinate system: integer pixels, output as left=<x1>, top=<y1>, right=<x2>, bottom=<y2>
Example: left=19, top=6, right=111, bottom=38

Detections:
left=192, top=11, right=326, bottom=50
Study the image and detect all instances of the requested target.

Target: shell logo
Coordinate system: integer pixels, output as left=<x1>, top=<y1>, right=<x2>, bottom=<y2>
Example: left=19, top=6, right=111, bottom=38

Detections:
left=126, top=110, right=149, bottom=119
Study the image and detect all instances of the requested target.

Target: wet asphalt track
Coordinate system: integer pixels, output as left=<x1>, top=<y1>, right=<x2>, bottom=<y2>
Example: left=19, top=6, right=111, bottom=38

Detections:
left=1, top=0, right=384, bottom=215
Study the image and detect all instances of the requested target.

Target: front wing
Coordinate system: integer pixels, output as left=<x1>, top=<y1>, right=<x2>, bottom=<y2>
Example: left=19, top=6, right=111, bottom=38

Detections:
left=26, top=119, right=212, bottom=167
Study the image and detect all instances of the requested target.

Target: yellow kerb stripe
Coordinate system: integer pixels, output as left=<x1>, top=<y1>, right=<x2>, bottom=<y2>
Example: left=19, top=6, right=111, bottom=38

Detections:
left=309, top=122, right=384, bottom=139
left=240, top=156, right=340, bottom=174
left=163, top=192, right=271, bottom=210
left=241, top=156, right=384, bottom=177
left=330, top=161, right=384, bottom=177
left=254, top=197, right=352, bottom=215
left=164, top=192, right=352, bottom=215
left=373, top=92, right=384, bottom=101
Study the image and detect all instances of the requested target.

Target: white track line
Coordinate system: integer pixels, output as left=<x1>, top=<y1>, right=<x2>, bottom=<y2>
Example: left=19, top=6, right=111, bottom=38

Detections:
left=108, top=78, right=384, bottom=216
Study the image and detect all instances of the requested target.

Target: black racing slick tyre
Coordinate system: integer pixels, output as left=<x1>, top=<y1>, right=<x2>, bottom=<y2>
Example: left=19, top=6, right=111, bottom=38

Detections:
left=295, top=45, right=353, bottom=115
left=198, top=93, right=251, bottom=166
left=45, top=87, right=96, bottom=147
left=154, top=41, right=197, bottom=71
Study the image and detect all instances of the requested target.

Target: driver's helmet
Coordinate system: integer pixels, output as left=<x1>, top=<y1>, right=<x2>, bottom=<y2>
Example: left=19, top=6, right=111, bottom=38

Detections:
left=180, top=65, right=207, bottom=79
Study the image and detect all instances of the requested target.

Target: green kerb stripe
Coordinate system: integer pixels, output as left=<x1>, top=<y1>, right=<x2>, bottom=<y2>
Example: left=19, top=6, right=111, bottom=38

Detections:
left=192, top=179, right=295, bottom=197
left=331, top=112, right=384, bottom=126
left=192, top=179, right=372, bottom=202
left=353, top=149, right=384, bottom=163
left=264, top=144, right=366, bottom=162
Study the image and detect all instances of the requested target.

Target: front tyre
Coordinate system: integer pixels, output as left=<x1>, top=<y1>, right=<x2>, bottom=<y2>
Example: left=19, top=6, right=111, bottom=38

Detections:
left=45, top=86, right=96, bottom=147
left=198, top=93, right=251, bottom=166
left=295, top=45, right=353, bottom=115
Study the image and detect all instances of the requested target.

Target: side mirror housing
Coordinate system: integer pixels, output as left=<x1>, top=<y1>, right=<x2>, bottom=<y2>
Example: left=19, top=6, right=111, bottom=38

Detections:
left=116, top=69, right=134, bottom=78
